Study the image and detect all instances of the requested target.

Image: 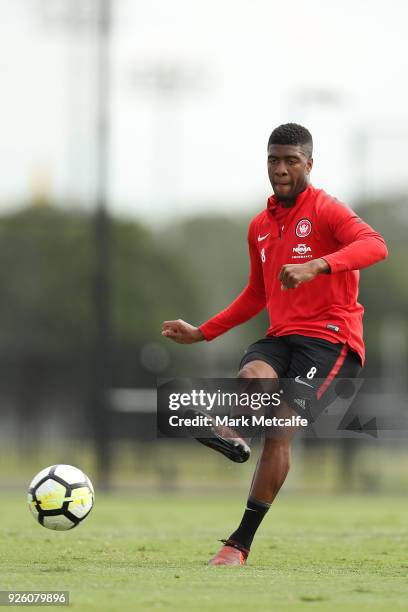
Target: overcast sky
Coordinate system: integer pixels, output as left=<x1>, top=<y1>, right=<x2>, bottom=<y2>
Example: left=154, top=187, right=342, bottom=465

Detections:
left=1, top=0, right=408, bottom=221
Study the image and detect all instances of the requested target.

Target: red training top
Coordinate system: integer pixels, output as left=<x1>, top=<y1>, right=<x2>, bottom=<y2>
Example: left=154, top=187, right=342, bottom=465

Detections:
left=199, top=185, right=388, bottom=365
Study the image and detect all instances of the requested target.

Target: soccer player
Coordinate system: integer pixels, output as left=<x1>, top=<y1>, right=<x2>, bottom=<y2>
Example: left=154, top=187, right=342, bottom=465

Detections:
left=162, top=123, right=388, bottom=565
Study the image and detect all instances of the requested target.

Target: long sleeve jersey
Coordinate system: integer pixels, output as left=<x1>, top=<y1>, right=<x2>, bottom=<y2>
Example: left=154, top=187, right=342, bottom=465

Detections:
left=199, top=185, right=388, bottom=365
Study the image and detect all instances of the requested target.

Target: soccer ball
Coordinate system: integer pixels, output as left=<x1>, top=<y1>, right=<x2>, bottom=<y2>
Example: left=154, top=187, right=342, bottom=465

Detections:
left=27, top=464, right=94, bottom=531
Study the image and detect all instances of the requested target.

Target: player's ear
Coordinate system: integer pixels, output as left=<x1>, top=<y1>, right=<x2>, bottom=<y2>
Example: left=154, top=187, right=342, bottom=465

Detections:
left=306, top=157, right=313, bottom=174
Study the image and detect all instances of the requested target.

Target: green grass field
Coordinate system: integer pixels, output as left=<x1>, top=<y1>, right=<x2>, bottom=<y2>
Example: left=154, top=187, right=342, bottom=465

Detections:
left=1, top=493, right=407, bottom=611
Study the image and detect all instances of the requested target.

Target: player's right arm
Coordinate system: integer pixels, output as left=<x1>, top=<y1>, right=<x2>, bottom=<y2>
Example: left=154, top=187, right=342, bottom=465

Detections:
left=161, top=319, right=205, bottom=344
left=162, top=219, right=266, bottom=345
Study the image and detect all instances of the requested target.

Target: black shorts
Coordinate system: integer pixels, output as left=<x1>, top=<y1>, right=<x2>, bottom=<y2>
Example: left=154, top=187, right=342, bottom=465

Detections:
left=239, top=334, right=362, bottom=418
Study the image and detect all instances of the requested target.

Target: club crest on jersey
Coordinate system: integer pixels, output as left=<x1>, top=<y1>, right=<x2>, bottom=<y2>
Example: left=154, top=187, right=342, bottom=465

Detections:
left=295, top=219, right=312, bottom=238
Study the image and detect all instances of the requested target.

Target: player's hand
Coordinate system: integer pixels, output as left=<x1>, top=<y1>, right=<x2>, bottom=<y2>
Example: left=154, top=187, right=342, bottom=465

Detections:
left=279, top=259, right=329, bottom=290
left=161, top=319, right=205, bottom=344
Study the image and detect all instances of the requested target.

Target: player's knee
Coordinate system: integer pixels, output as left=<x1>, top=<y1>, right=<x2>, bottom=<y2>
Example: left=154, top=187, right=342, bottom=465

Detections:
left=238, top=365, right=257, bottom=379
left=238, top=360, right=279, bottom=379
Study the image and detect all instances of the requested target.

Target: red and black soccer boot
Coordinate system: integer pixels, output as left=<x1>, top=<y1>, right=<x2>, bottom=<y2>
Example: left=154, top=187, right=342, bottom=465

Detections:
left=184, top=408, right=250, bottom=463
left=208, top=540, right=249, bottom=566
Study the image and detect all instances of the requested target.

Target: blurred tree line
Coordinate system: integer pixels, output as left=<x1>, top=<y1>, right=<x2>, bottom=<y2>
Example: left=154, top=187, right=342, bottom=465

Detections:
left=0, top=196, right=405, bottom=410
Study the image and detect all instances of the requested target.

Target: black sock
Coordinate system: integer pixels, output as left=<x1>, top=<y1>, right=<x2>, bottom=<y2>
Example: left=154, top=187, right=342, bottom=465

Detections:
left=227, top=497, right=271, bottom=551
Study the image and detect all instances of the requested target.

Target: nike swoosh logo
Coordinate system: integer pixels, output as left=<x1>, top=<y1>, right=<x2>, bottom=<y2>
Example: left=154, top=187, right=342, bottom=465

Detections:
left=257, top=233, right=270, bottom=242
left=295, top=375, right=314, bottom=388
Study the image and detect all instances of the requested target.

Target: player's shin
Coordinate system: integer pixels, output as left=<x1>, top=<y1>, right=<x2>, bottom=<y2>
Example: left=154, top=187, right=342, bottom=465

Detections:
left=226, top=497, right=271, bottom=552
left=225, top=434, right=292, bottom=554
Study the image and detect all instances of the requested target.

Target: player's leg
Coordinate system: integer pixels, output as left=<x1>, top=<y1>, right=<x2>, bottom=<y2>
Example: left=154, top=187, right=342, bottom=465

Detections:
left=211, top=437, right=293, bottom=565
left=209, top=339, right=292, bottom=565
left=210, top=336, right=362, bottom=565
left=209, top=376, right=296, bottom=565
left=186, top=338, right=290, bottom=463
left=247, top=336, right=362, bottom=513
left=241, top=335, right=362, bottom=544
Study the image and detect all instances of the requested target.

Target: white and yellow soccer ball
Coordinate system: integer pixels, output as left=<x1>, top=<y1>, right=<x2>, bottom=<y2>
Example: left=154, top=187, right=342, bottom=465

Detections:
left=27, top=464, right=94, bottom=531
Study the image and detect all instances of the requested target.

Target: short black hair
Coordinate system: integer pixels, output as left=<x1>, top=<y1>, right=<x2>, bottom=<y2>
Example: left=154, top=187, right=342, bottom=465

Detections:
left=268, top=123, right=313, bottom=158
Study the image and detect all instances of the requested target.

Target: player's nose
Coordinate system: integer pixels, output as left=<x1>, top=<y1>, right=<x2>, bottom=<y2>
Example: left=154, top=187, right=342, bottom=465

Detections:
left=274, top=161, right=288, bottom=176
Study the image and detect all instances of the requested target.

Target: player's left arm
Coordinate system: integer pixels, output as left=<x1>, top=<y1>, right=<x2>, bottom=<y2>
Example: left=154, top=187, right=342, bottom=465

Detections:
left=279, top=202, right=388, bottom=290
left=318, top=202, right=388, bottom=274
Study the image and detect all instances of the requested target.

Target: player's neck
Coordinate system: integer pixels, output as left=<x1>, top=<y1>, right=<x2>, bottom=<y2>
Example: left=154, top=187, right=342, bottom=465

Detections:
left=278, top=183, right=310, bottom=208
left=279, top=199, right=296, bottom=208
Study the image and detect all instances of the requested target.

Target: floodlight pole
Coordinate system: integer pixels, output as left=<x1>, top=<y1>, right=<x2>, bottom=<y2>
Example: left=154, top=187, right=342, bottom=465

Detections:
left=36, top=0, right=114, bottom=486
left=92, top=0, right=113, bottom=489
